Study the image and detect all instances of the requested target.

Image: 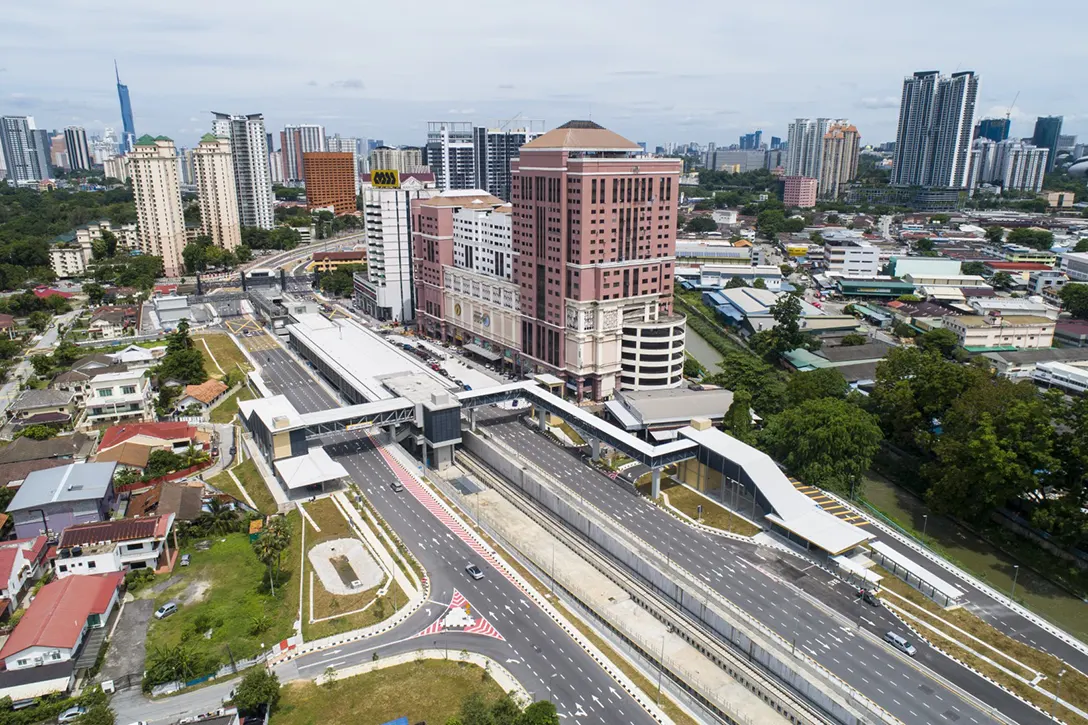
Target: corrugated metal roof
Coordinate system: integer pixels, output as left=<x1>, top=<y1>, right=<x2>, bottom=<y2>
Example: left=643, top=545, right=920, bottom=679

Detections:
left=8, top=462, right=117, bottom=511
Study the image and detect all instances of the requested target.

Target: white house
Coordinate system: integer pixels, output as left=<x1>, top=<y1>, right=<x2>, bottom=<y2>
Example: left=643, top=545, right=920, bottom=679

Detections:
left=83, top=369, right=153, bottom=425
left=55, top=514, right=176, bottom=578
left=0, top=537, right=47, bottom=615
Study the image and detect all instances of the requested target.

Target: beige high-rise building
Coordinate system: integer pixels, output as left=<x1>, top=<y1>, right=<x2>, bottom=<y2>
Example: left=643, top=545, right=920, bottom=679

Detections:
left=129, top=135, right=187, bottom=277
left=192, top=135, right=242, bottom=251
left=368, top=146, right=426, bottom=174
left=818, top=122, right=860, bottom=199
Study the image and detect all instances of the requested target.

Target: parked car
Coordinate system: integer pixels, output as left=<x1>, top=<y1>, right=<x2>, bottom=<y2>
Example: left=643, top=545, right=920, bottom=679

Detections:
left=154, top=602, right=178, bottom=620
left=58, top=707, right=86, bottom=723
left=180, top=554, right=191, bottom=567
left=465, top=563, right=485, bottom=580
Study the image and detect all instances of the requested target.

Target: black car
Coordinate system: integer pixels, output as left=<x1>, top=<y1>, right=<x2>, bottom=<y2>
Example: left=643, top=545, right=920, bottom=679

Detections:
left=857, top=588, right=881, bottom=607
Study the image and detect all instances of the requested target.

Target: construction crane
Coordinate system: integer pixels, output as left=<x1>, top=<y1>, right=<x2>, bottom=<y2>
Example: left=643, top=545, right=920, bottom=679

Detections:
left=1006, top=91, right=1020, bottom=121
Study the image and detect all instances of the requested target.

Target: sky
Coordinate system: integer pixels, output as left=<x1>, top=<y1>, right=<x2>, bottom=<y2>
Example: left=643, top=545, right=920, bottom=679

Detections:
left=3, top=0, right=1087, bottom=151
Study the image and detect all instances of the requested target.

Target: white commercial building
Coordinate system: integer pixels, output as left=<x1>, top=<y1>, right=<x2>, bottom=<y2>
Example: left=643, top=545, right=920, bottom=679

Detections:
left=452, top=204, right=513, bottom=279
left=212, top=112, right=276, bottom=229
left=1033, top=361, right=1088, bottom=395
left=823, top=237, right=881, bottom=277
left=49, top=244, right=90, bottom=279
left=191, top=135, right=242, bottom=251
left=353, top=173, right=439, bottom=322
left=695, top=264, right=784, bottom=291
left=944, top=314, right=1055, bottom=350
left=128, top=136, right=187, bottom=277
left=1060, top=252, right=1088, bottom=282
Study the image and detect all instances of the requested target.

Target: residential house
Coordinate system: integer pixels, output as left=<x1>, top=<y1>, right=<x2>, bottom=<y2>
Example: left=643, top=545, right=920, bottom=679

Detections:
left=128, top=480, right=206, bottom=521
left=176, top=379, right=229, bottom=418
left=6, top=390, right=76, bottom=429
left=0, top=433, right=96, bottom=490
left=943, top=314, right=1056, bottom=351
left=54, top=513, right=176, bottom=578
left=0, top=572, right=123, bottom=702
left=0, top=314, right=15, bottom=334
left=0, top=537, right=48, bottom=615
left=83, top=369, right=153, bottom=426
left=93, top=442, right=151, bottom=473
left=109, top=344, right=164, bottom=368
left=87, top=306, right=136, bottom=339
left=98, top=421, right=205, bottom=454
left=51, top=362, right=130, bottom=403
left=6, top=462, right=117, bottom=539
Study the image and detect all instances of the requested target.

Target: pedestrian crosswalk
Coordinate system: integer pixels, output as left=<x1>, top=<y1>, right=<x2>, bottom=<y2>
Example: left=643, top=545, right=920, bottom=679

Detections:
left=789, top=478, right=869, bottom=525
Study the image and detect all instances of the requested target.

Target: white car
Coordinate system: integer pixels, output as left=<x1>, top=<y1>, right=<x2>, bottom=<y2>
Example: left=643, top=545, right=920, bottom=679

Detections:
left=465, top=563, right=484, bottom=580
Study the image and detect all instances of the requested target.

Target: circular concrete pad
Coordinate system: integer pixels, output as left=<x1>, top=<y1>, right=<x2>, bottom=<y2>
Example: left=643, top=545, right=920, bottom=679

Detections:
left=308, top=538, right=383, bottom=595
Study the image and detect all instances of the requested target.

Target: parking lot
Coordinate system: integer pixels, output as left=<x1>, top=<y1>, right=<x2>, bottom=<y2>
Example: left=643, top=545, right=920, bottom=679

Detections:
left=98, top=598, right=157, bottom=685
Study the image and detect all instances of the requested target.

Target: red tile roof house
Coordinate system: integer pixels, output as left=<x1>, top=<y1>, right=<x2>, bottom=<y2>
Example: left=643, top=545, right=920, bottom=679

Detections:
left=0, top=537, right=48, bottom=616
left=54, top=513, right=177, bottom=578
left=0, top=572, right=123, bottom=702
left=98, top=421, right=203, bottom=453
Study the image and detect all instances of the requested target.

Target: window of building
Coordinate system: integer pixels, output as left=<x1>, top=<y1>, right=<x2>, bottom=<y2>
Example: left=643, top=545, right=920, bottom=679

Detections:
left=87, top=561, right=96, bottom=569
left=97, top=388, right=113, bottom=397
left=121, top=385, right=137, bottom=395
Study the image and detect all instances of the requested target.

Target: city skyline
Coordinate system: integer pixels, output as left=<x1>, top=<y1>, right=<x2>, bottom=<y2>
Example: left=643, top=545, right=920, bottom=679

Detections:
left=2, top=0, right=1085, bottom=150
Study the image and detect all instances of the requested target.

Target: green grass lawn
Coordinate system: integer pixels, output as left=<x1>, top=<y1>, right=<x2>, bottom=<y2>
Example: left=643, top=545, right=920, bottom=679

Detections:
left=272, top=660, right=504, bottom=725
left=301, top=498, right=406, bottom=640
left=210, top=386, right=255, bottom=424
left=207, top=458, right=278, bottom=515
left=195, top=333, right=253, bottom=380
left=145, top=520, right=300, bottom=674
left=637, top=477, right=760, bottom=536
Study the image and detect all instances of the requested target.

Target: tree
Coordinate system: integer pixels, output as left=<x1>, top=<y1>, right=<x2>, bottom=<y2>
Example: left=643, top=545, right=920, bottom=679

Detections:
left=925, top=379, right=1057, bottom=518
left=1006, top=228, right=1054, bottom=251
left=961, top=261, right=987, bottom=276
left=985, top=226, right=1005, bottom=244
left=749, top=293, right=810, bottom=361
left=761, top=398, right=883, bottom=497
left=725, top=276, right=749, bottom=289
left=756, top=209, right=786, bottom=239
left=786, top=368, right=849, bottom=406
left=929, top=213, right=951, bottom=225
left=915, top=238, right=935, bottom=253
left=722, top=389, right=755, bottom=443
left=752, top=277, right=768, bottom=290
left=14, top=424, right=58, bottom=441
left=30, top=354, right=52, bottom=377
left=1075, top=239, right=1088, bottom=253
left=1059, top=283, right=1088, bottom=319
left=27, top=310, right=51, bottom=333
left=915, top=327, right=959, bottom=358
left=231, top=668, right=281, bottom=716
left=990, top=271, right=1014, bottom=290
left=682, top=355, right=704, bottom=379
left=100, top=230, right=119, bottom=258
left=147, top=450, right=184, bottom=478
left=264, top=516, right=292, bottom=578
left=83, top=282, right=106, bottom=305
left=252, top=535, right=280, bottom=595
left=896, top=294, right=921, bottom=302
left=839, top=333, right=866, bottom=346
left=517, top=701, right=560, bottom=725
left=704, top=351, right=787, bottom=416
left=79, top=703, right=116, bottom=725
left=685, top=216, right=717, bottom=233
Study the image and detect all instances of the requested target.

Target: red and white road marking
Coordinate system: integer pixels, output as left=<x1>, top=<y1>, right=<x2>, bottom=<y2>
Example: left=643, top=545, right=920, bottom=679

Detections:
left=417, top=589, right=504, bottom=640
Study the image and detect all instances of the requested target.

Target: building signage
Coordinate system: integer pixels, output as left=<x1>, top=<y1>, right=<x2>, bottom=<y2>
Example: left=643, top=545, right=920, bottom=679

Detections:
left=473, top=311, right=490, bottom=327
left=371, top=169, right=400, bottom=188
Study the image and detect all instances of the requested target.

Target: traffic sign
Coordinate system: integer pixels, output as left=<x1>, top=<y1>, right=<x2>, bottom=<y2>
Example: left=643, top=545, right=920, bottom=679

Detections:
left=371, top=169, right=400, bottom=188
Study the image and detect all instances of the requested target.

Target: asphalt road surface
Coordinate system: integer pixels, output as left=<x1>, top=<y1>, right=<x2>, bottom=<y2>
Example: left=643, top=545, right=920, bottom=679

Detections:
left=477, top=409, right=1049, bottom=725
left=253, top=344, right=658, bottom=725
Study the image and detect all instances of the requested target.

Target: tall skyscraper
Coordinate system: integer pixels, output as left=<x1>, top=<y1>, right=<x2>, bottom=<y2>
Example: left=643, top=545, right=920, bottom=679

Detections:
left=128, top=136, right=186, bottom=277
left=355, top=172, right=439, bottom=322
left=63, top=127, right=92, bottom=171
left=975, top=118, right=1010, bottom=143
left=326, top=134, right=360, bottom=191
left=269, top=150, right=284, bottom=184
left=92, top=127, right=120, bottom=165
left=49, top=133, right=69, bottom=171
left=968, top=139, right=1048, bottom=193
left=786, top=119, right=831, bottom=178
left=114, top=61, right=136, bottom=153
left=369, top=146, right=426, bottom=174
left=770, top=136, right=782, bottom=150
left=472, top=122, right=544, bottom=201
left=192, top=135, right=242, bottom=251
left=510, top=121, right=684, bottom=398
left=739, top=130, right=763, bottom=150
left=424, top=122, right=475, bottom=190
left=818, top=122, right=860, bottom=199
left=302, top=152, right=356, bottom=214
left=1032, top=116, right=1063, bottom=174
left=891, top=70, right=978, bottom=188
left=0, top=116, right=50, bottom=182
left=280, top=124, right=326, bottom=183
left=211, top=112, right=276, bottom=230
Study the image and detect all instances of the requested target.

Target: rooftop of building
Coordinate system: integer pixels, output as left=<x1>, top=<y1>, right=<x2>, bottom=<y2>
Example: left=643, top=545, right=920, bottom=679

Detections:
left=312, top=251, right=366, bottom=262
left=9, top=389, right=74, bottom=412
left=182, top=379, right=228, bottom=404
left=953, top=314, right=1055, bottom=328
left=0, top=433, right=94, bottom=465
left=99, top=421, right=197, bottom=451
left=520, top=120, right=641, bottom=152
left=8, top=462, right=116, bottom=511
left=58, top=514, right=171, bottom=549
left=984, top=348, right=1088, bottom=366
left=0, top=572, right=123, bottom=658
left=418, top=191, right=506, bottom=209
left=609, top=387, right=736, bottom=428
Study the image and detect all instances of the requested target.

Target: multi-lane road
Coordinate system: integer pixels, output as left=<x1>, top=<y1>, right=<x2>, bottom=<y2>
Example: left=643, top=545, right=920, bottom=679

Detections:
left=476, top=408, right=1054, bottom=725
left=256, top=342, right=659, bottom=725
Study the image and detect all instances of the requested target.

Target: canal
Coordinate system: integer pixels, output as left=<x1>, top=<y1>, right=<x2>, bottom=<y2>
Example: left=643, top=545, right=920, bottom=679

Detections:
left=863, top=472, right=1088, bottom=641
left=685, top=328, right=726, bottom=374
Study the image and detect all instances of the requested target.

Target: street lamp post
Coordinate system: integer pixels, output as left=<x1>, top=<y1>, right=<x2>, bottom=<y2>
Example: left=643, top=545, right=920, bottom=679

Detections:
left=656, top=634, right=666, bottom=705
left=922, top=514, right=928, bottom=539
left=1052, top=669, right=1066, bottom=715
left=1011, top=565, right=1020, bottom=599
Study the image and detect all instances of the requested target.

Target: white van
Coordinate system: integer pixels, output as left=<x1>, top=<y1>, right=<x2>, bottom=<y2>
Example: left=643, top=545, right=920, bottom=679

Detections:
left=884, top=631, right=917, bottom=657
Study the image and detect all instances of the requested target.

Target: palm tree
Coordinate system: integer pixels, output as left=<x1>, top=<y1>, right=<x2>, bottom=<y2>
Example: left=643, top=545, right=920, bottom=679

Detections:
left=264, top=517, right=292, bottom=579
left=252, top=535, right=279, bottom=595
left=202, top=499, right=238, bottom=535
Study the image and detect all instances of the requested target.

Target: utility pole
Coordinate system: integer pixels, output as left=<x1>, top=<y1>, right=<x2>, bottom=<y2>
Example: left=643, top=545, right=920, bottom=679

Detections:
left=656, top=634, right=666, bottom=705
